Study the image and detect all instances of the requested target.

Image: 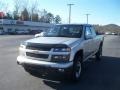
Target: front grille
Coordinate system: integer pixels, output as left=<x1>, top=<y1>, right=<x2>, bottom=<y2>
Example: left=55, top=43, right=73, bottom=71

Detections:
left=26, top=43, right=52, bottom=51
left=26, top=52, right=49, bottom=59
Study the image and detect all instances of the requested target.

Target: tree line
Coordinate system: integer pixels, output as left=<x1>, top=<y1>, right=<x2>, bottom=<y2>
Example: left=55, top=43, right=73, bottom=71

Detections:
left=0, top=0, right=61, bottom=24
left=94, top=24, right=120, bottom=34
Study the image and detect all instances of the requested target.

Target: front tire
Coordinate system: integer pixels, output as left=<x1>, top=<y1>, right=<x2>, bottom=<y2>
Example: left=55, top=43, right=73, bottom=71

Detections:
left=72, top=56, right=82, bottom=82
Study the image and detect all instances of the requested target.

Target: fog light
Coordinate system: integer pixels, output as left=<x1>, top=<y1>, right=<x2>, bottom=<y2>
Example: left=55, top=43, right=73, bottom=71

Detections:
left=52, top=55, right=69, bottom=61
left=58, top=69, right=64, bottom=72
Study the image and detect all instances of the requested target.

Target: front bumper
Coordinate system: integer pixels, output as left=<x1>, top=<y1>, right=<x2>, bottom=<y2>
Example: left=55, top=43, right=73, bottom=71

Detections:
left=17, top=56, right=73, bottom=69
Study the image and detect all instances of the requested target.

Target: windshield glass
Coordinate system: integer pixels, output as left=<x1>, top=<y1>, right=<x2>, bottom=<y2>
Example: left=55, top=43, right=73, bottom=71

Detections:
left=44, top=25, right=83, bottom=38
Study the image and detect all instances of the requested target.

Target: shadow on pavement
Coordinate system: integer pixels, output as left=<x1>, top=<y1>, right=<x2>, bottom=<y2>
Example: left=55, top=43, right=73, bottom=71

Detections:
left=29, top=56, right=120, bottom=90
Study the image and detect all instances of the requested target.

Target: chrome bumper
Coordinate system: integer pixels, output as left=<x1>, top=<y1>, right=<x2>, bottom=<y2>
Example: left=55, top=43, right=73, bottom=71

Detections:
left=17, top=56, right=73, bottom=69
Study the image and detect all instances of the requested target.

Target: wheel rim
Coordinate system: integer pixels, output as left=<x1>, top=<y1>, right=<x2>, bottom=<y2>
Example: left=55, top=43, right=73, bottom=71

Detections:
left=75, top=61, right=81, bottom=78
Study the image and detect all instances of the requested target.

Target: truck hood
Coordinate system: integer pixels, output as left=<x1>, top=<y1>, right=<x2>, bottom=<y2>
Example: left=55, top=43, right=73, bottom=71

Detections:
left=26, top=37, right=80, bottom=46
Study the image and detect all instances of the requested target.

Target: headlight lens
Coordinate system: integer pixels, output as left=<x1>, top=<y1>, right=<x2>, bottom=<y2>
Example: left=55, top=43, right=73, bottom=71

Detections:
left=19, top=49, right=26, bottom=56
left=20, top=42, right=27, bottom=49
left=53, top=47, right=71, bottom=52
left=19, top=42, right=27, bottom=56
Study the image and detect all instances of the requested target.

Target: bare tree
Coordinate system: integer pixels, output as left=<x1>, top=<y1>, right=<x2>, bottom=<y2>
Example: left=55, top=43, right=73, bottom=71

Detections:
left=29, top=0, right=38, bottom=21
left=21, top=0, right=29, bottom=10
left=39, top=9, right=47, bottom=22
left=14, top=0, right=22, bottom=14
left=19, top=0, right=39, bottom=21
left=13, top=0, right=23, bottom=19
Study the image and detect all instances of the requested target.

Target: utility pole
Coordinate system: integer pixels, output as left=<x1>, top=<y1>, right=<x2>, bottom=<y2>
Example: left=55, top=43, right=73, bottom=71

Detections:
left=67, top=4, right=74, bottom=24
left=85, top=14, right=90, bottom=24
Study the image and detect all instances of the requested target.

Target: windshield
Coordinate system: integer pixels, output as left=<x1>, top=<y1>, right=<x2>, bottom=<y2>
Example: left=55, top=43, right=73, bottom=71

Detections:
left=44, top=25, right=83, bottom=38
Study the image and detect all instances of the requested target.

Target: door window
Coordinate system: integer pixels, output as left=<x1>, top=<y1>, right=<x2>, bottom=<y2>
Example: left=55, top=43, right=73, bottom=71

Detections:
left=85, top=27, right=92, bottom=36
left=90, top=27, right=96, bottom=37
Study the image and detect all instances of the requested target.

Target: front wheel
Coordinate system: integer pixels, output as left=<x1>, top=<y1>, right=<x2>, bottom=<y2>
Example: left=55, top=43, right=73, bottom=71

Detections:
left=71, top=56, right=82, bottom=82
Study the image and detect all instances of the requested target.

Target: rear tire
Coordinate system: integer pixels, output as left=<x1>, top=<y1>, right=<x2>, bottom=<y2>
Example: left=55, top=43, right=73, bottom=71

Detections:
left=95, top=45, right=102, bottom=61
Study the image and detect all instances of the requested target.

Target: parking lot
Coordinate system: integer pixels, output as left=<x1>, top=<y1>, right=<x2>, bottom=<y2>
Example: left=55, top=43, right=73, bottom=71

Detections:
left=0, top=35, right=120, bottom=90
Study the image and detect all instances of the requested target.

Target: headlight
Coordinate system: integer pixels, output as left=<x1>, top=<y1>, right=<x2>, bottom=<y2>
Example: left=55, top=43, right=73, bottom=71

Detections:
left=20, top=42, right=27, bottom=49
left=19, top=49, right=26, bottom=56
left=53, top=47, right=71, bottom=52
left=19, top=42, right=27, bottom=56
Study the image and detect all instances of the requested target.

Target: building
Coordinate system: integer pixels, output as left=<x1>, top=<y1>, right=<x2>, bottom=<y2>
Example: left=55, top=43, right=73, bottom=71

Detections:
left=0, top=19, right=53, bottom=34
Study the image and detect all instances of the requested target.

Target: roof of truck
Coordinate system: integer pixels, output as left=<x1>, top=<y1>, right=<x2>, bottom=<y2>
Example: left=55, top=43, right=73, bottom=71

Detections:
left=56, top=24, right=92, bottom=27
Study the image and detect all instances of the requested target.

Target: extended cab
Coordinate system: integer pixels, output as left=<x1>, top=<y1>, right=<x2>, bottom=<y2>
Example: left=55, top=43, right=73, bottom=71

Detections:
left=17, top=24, right=104, bottom=81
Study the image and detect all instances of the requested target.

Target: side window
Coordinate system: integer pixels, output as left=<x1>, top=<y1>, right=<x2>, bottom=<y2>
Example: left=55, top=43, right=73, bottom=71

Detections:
left=85, top=27, right=92, bottom=36
left=90, top=26, right=96, bottom=37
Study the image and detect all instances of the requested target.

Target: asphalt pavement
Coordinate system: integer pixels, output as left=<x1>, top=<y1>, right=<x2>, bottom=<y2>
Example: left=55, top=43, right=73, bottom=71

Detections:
left=0, top=35, right=120, bottom=90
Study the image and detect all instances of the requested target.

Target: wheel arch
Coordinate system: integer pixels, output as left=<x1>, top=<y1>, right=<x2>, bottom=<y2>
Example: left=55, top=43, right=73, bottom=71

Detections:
left=74, top=49, right=84, bottom=62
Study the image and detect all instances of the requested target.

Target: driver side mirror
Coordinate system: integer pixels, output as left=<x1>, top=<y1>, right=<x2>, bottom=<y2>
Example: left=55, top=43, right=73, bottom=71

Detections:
left=35, top=32, right=45, bottom=38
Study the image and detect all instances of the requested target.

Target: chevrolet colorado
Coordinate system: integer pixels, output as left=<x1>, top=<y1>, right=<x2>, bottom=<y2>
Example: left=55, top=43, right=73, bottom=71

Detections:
left=17, top=24, right=104, bottom=81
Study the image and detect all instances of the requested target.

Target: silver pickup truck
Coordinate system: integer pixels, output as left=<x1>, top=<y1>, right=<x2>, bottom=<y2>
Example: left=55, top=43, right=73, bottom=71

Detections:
left=17, top=24, right=104, bottom=81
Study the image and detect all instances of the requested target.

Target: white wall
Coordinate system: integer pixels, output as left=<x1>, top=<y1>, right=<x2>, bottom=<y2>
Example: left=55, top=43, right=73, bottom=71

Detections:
left=0, top=19, right=54, bottom=33
left=0, top=25, right=50, bottom=33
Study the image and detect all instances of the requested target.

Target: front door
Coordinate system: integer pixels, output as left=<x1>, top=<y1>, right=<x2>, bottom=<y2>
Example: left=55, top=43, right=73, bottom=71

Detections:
left=83, top=26, right=94, bottom=59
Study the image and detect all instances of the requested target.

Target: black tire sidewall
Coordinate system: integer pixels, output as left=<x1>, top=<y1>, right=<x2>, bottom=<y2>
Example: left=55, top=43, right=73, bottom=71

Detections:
left=96, top=45, right=102, bottom=60
left=72, top=56, right=82, bottom=81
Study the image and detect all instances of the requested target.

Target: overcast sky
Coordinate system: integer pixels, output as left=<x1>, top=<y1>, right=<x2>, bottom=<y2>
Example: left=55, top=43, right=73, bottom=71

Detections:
left=0, top=0, right=120, bottom=25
